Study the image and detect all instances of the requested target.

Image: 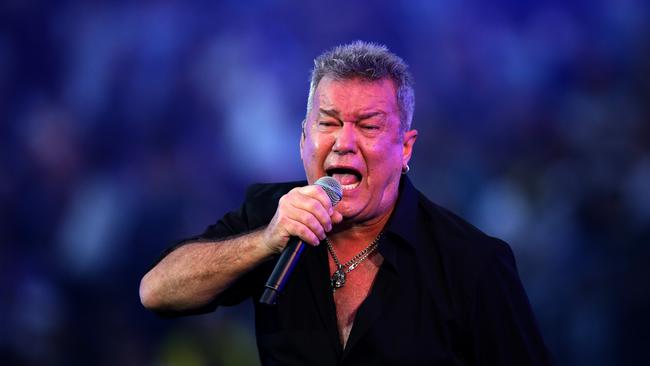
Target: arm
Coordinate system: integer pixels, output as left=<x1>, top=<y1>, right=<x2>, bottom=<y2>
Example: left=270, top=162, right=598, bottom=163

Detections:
left=139, top=228, right=273, bottom=313
left=139, top=184, right=342, bottom=314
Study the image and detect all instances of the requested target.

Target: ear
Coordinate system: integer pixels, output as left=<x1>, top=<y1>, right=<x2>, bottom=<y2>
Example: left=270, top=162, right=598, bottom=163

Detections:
left=401, top=129, right=418, bottom=167
left=299, top=119, right=306, bottom=161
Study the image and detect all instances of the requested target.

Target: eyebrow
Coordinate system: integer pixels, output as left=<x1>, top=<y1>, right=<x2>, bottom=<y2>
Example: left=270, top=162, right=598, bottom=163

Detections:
left=319, top=108, right=385, bottom=122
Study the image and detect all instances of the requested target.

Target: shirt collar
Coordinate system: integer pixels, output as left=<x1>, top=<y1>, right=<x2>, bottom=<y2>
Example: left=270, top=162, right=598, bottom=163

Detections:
left=378, top=176, right=421, bottom=269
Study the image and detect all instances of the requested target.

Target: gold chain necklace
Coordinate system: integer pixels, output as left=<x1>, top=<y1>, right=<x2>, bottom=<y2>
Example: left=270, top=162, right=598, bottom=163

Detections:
left=325, top=233, right=382, bottom=292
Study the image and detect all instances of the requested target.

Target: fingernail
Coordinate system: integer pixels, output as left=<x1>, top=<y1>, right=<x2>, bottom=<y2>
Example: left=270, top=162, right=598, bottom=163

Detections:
left=329, top=207, right=334, bottom=215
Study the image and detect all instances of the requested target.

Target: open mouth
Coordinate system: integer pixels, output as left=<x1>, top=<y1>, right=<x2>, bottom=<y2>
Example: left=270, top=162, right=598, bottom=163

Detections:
left=326, top=167, right=362, bottom=191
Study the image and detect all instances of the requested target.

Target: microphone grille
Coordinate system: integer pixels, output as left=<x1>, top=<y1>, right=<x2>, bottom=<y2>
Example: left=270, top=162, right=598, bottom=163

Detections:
left=314, top=176, right=343, bottom=206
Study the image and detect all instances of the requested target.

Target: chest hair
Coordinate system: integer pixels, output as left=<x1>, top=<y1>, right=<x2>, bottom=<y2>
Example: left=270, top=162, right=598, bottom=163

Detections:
left=328, top=252, right=384, bottom=347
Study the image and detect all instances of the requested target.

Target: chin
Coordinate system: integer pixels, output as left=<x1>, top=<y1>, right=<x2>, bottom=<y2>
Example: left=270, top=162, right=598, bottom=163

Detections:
left=334, top=202, right=354, bottom=217
left=335, top=198, right=368, bottom=220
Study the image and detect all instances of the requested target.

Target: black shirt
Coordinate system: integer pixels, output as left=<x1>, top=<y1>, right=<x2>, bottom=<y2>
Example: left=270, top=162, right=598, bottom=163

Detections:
left=159, top=177, right=552, bottom=365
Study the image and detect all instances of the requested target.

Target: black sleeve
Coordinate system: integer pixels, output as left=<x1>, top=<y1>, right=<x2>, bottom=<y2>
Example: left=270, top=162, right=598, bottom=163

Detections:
left=468, top=240, right=554, bottom=365
left=149, top=202, right=251, bottom=271
left=150, top=184, right=281, bottom=317
left=191, top=201, right=266, bottom=309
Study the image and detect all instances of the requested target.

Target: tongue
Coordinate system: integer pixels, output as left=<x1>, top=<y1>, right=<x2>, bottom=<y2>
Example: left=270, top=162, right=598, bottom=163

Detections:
left=332, top=173, right=359, bottom=185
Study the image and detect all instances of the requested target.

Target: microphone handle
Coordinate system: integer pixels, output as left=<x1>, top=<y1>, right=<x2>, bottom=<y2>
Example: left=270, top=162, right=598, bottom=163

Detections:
left=259, top=237, right=306, bottom=305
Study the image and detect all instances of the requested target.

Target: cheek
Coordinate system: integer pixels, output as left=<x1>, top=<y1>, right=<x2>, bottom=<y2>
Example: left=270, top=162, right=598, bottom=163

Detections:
left=363, top=140, right=403, bottom=172
left=302, top=136, right=328, bottom=169
left=307, top=142, right=321, bottom=159
left=365, top=137, right=400, bottom=157
left=309, top=135, right=334, bottom=156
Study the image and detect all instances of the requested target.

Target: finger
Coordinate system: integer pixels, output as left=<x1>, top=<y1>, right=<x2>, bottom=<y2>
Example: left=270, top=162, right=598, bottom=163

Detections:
left=277, top=197, right=327, bottom=241
left=297, top=185, right=334, bottom=213
left=285, top=217, right=321, bottom=246
left=289, top=194, right=333, bottom=232
left=287, top=206, right=328, bottom=241
left=331, top=211, right=343, bottom=224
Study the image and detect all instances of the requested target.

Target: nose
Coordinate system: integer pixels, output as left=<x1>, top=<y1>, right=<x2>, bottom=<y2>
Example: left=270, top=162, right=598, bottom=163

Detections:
left=332, top=123, right=357, bottom=155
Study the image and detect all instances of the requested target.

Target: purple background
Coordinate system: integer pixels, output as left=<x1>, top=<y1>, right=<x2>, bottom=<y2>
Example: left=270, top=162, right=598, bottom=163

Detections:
left=2, top=0, right=649, bottom=365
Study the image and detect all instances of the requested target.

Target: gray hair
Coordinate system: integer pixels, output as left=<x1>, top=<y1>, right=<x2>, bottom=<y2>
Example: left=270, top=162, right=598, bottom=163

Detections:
left=306, top=41, right=415, bottom=132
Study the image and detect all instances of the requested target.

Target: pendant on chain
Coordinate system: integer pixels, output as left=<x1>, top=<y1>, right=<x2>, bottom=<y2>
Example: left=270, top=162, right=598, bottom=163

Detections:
left=331, top=265, right=346, bottom=291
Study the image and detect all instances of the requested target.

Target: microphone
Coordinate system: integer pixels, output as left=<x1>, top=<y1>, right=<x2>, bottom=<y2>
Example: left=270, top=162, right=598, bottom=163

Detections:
left=259, top=176, right=342, bottom=305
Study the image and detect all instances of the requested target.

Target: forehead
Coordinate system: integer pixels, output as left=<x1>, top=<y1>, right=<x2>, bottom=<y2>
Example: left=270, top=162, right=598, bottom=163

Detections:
left=313, top=76, right=399, bottom=117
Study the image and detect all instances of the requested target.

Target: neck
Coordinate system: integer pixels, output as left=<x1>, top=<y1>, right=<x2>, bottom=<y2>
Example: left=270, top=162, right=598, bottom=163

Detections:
left=328, top=203, right=395, bottom=253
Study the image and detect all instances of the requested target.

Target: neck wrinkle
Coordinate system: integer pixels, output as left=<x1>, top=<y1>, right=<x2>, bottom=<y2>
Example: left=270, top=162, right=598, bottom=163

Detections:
left=328, top=203, right=394, bottom=255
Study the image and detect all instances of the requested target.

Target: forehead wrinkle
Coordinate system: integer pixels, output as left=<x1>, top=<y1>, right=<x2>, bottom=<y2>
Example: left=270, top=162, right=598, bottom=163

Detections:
left=319, top=108, right=387, bottom=124
left=314, top=77, right=398, bottom=123
left=355, top=111, right=385, bottom=121
left=319, top=108, right=340, bottom=119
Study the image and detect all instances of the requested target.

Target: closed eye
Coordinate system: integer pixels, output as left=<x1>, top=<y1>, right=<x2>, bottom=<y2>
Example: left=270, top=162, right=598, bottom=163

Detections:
left=362, top=125, right=379, bottom=130
left=318, top=121, right=341, bottom=130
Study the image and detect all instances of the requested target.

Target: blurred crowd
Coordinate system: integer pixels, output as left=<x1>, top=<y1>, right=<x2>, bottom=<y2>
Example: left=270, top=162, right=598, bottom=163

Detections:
left=1, top=0, right=649, bottom=365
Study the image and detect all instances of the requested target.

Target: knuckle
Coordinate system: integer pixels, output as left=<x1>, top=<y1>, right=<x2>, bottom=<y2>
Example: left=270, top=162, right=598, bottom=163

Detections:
left=307, top=199, right=320, bottom=211
left=284, top=188, right=302, bottom=200
left=298, top=226, right=316, bottom=243
left=295, top=186, right=312, bottom=196
left=316, top=187, right=330, bottom=202
left=287, top=220, right=301, bottom=237
left=316, top=205, right=330, bottom=222
left=306, top=215, right=321, bottom=230
left=305, top=185, right=324, bottom=200
left=316, top=187, right=328, bottom=199
left=311, top=220, right=325, bottom=238
left=278, top=195, right=289, bottom=208
left=300, top=226, right=312, bottom=239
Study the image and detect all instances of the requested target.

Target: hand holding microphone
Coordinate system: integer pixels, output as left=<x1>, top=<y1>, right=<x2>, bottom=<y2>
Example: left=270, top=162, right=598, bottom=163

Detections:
left=260, top=177, right=342, bottom=305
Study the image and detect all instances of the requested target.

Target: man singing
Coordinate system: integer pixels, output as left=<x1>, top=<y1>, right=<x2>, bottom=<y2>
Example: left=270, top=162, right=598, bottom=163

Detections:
left=140, top=41, right=552, bottom=365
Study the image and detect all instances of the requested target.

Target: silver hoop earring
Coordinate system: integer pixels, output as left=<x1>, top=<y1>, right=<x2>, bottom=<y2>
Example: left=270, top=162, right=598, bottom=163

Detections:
left=401, top=165, right=410, bottom=174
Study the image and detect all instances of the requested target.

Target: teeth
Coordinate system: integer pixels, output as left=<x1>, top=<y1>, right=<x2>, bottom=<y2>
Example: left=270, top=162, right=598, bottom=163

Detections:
left=342, top=182, right=360, bottom=190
